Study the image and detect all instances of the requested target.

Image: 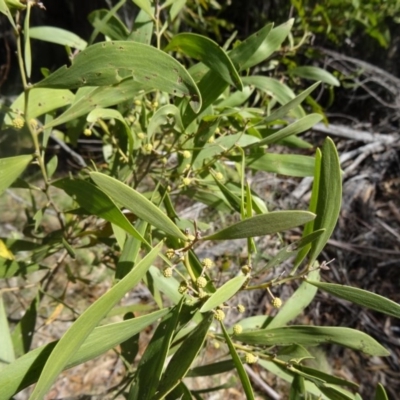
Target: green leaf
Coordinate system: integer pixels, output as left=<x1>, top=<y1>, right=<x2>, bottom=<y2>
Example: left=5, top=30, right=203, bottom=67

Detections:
left=375, top=383, right=389, bottom=400
left=235, top=326, right=389, bottom=356
left=52, top=178, right=146, bottom=243
left=266, top=268, right=320, bottom=329
left=131, top=0, right=154, bottom=18
left=0, top=294, right=15, bottom=369
left=276, top=344, right=314, bottom=364
left=187, top=360, right=235, bottom=377
left=220, top=322, right=255, bottom=400
left=264, top=82, right=320, bottom=124
left=0, top=258, right=47, bottom=278
left=0, top=309, right=168, bottom=399
left=128, top=6, right=154, bottom=44
left=34, top=41, right=201, bottom=113
left=239, top=19, right=293, bottom=70
left=90, top=172, right=186, bottom=240
left=131, top=300, right=184, bottom=400
left=44, top=80, right=145, bottom=129
left=88, top=10, right=129, bottom=41
left=165, top=33, right=243, bottom=90
left=290, top=375, right=306, bottom=400
left=242, top=153, right=315, bottom=177
left=306, top=280, right=400, bottom=319
left=147, top=266, right=183, bottom=304
left=242, top=76, right=305, bottom=119
left=23, top=2, right=32, bottom=78
left=0, top=155, right=32, bottom=196
left=0, top=0, right=17, bottom=29
left=155, top=313, right=213, bottom=399
left=250, top=114, right=322, bottom=147
left=200, top=275, right=248, bottom=312
left=29, top=242, right=162, bottom=400
left=29, top=26, right=87, bottom=50
left=203, top=211, right=315, bottom=240
left=3, top=88, right=74, bottom=126
left=308, top=137, right=342, bottom=264
left=290, top=66, right=340, bottom=87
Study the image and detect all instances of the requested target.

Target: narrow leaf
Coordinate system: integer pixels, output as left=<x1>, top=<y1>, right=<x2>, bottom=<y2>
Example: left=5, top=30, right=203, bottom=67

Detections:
left=34, top=41, right=201, bottom=113
left=165, top=33, right=243, bottom=90
left=308, top=137, right=342, bottom=264
left=29, top=26, right=87, bottom=50
left=29, top=243, right=162, bottom=400
left=0, top=155, right=32, bottom=196
left=90, top=172, right=186, bottom=240
left=187, top=360, right=235, bottom=377
left=306, top=280, right=400, bottom=319
left=155, top=314, right=213, bottom=399
left=131, top=0, right=154, bottom=18
left=200, top=275, right=248, bottom=312
left=203, top=211, right=315, bottom=240
left=52, top=178, right=146, bottom=243
left=290, top=66, right=340, bottom=87
left=0, top=294, right=15, bottom=368
left=220, top=322, right=255, bottom=400
left=375, top=383, right=389, bottom=400
left=235, top=326, right=389, bottom=356
left=0, top=309, right=168, bottom=399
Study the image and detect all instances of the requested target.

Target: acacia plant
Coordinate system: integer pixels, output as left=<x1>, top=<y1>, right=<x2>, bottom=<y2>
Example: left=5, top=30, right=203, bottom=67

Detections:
left=0, top=0, right=398, bottom=399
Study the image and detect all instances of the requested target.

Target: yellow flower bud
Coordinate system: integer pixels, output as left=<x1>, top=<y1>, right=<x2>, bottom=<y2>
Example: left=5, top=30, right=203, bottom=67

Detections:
left=214, top=309, right=225, bottom=321
left=237, top=304, right=245, bottom=313
left=201, top=258, right=214, bottom=269
left=12, top=117, right=24, bottom=130
left=245, top=353, right=258, bottom=364
left=163, top=267, right=173, bottom=278
left=271, top=297, right=282, bottom=309
left=182, top=150, right=191, bottom=159
left=165, top=248, right=175, bottom=259
left=137, top=132, right=145, bottom=140
left=196, top=276, right=207, bottom=288
left=233, top=324, right=243, bottom=335
left=182, top=177, right=192, bottom=186
left=84, top=128, right=92, bottom=136
left=215, top=172, right=224, bottom=181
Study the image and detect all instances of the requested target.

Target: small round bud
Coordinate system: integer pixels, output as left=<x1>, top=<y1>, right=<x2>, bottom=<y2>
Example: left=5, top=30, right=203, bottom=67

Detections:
left=215, top=172, right=224, bottom=181
left=237, top=304, right=245, bottom=313
left=128, top=115, right=135, bottom=123
left=161, top=157, right=168, bottom=165
left=163, top=267, right=173, bottom=278
left=152, top=101, right=159, bottom=108
left=137, top=132, right=145, bottom=140
left=214, top=309, right=225, bottom=321
left=233, top=324, right=243, bottom=335
left=201, top=258, right=214, bottom=269
left=215, top=127, right=220, bottom=134
left=165, top=248, right=175, bottom=259
left=271, top=297, right=282, bottom=309
left=84, top=128, right=92, bottom=136
left=213, top=341, right=220, bottom=349
left=241, top=265, right=251, bottom=275
left=134, top=99, right=142, bottom=106
left=207, top=136, right=215, bottom=144
left=182, top=150, right=191, bottom=159
left=196, top=276, right=207, bottom=288
left=142, top=143, right=153, bottom=154
left=245, top=353, right=258, bottom=364
left=12, top=117, right=24, bottom=130
left=186, top=233, right=195, bottom=241
left=182, top=177, right=192, bottom=186
left=198, top=288, right=208, bottom=299
left=178, top=281, right=188, bottom=294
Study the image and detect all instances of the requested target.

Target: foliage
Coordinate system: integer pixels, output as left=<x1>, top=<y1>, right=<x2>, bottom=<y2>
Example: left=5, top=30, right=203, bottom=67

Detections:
left=0, top=1, right=395, bottom=399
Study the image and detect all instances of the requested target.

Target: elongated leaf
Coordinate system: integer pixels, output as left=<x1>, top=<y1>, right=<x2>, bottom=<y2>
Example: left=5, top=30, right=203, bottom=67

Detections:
left=165, top=33, right=242, bottom=90
left=239, top=19, right=293, bottom=70
left=264, top=82, right=320, bottom=124
left=200, top=275, right=247, bottom=312
left=235, top=326, right=389, bottom=356
left=34, top=41, right=201, bottom=113
left=0, top=259, right=47, bottom=278
left=220, top=322, right=255, bottom=400
left=241, top=153, right=315, bottom=177
left=375, top=383, right=389, bottom=400
left=250, top=114, right=322, bottom=147
left=0, top=309, right=168, bottom=399
left=306, top=280, right=400, bottom=319
left=29, top=26, right=87, bottom=50
left=23, top=2, right=32, bottom=78
left=0, top=294, right=15, bottom=368
left=187, top=360, right=235, bottom=377
left=53, top=178, right=145, bottom=243
left=0, top=0, right=17, bottom=29
left=290, top=375, right=306, bottom=400
left=290, top=66, right=340, bottom=87
left=29, top=243, right=162, bottom=400
left=132, top=0, right=154, bottom=18
left=155, top=313, right=213, bottom=399
left=44, top=80, right=146, bottom=129
left=0, top=155, right=32, bottom=196
left=88, top=10, right=129, bottom=40
left=266, top=268, right=320, bottom=329
left=132, top=300, right=184, bottom=400
left=203, top=211, right=315, bottom=240
left=3, top=88, right=74, bottom=126
left=90, top=172, right=186, bottom=240
left=308, top=137, right=342, bottom=264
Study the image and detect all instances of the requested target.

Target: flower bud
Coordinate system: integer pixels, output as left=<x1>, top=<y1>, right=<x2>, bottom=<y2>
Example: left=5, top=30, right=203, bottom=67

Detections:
left=196, top=276, right=207, bottom=288
left=214, top=309, right=225, bottom=321
left=163, top=267, right=173, bottom=278
left=233, top=324, right=243, bottom=335
left=271, top=297, right=282, bottom=309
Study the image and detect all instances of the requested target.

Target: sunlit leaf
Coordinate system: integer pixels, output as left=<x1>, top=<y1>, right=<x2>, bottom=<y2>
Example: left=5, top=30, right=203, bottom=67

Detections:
left=375, top=383, right=389, bottom=400
left=0, top=294, right=15, bottom=368
left=290, top=66, right=340, bottom=87
left=131, top=0, right=154, bottom=18
left=203, top=211, right=315, bottom=240
left=0, top=155, right=32, bottom=196
left=29, top=26, right=87, bottom=50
